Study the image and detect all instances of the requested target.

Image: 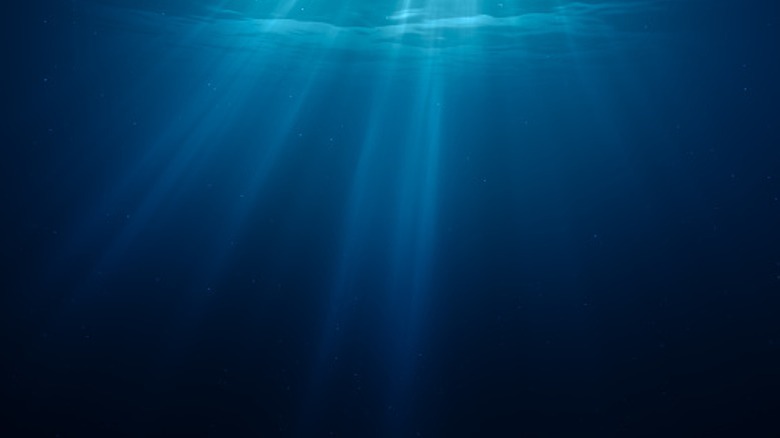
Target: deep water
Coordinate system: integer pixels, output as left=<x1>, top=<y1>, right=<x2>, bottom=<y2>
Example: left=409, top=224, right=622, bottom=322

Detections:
left=3, top=0, right=780, bottom=436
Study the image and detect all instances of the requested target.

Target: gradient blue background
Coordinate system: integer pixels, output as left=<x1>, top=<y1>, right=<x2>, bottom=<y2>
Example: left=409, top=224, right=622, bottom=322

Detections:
left=2, top=1, right=780, bottom=436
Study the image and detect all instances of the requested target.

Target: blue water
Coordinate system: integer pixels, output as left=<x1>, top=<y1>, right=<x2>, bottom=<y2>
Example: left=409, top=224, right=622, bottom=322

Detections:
left=4, top=0, right=780, bottom=436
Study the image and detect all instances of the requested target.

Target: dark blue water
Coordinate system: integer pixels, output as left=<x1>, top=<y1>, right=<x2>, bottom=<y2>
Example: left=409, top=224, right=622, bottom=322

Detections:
left=3, top=1, right=780, bottom=436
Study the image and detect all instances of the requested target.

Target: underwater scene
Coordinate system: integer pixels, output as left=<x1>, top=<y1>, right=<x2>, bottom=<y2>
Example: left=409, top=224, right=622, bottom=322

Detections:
left=3, top=0, right=780, bottom=436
